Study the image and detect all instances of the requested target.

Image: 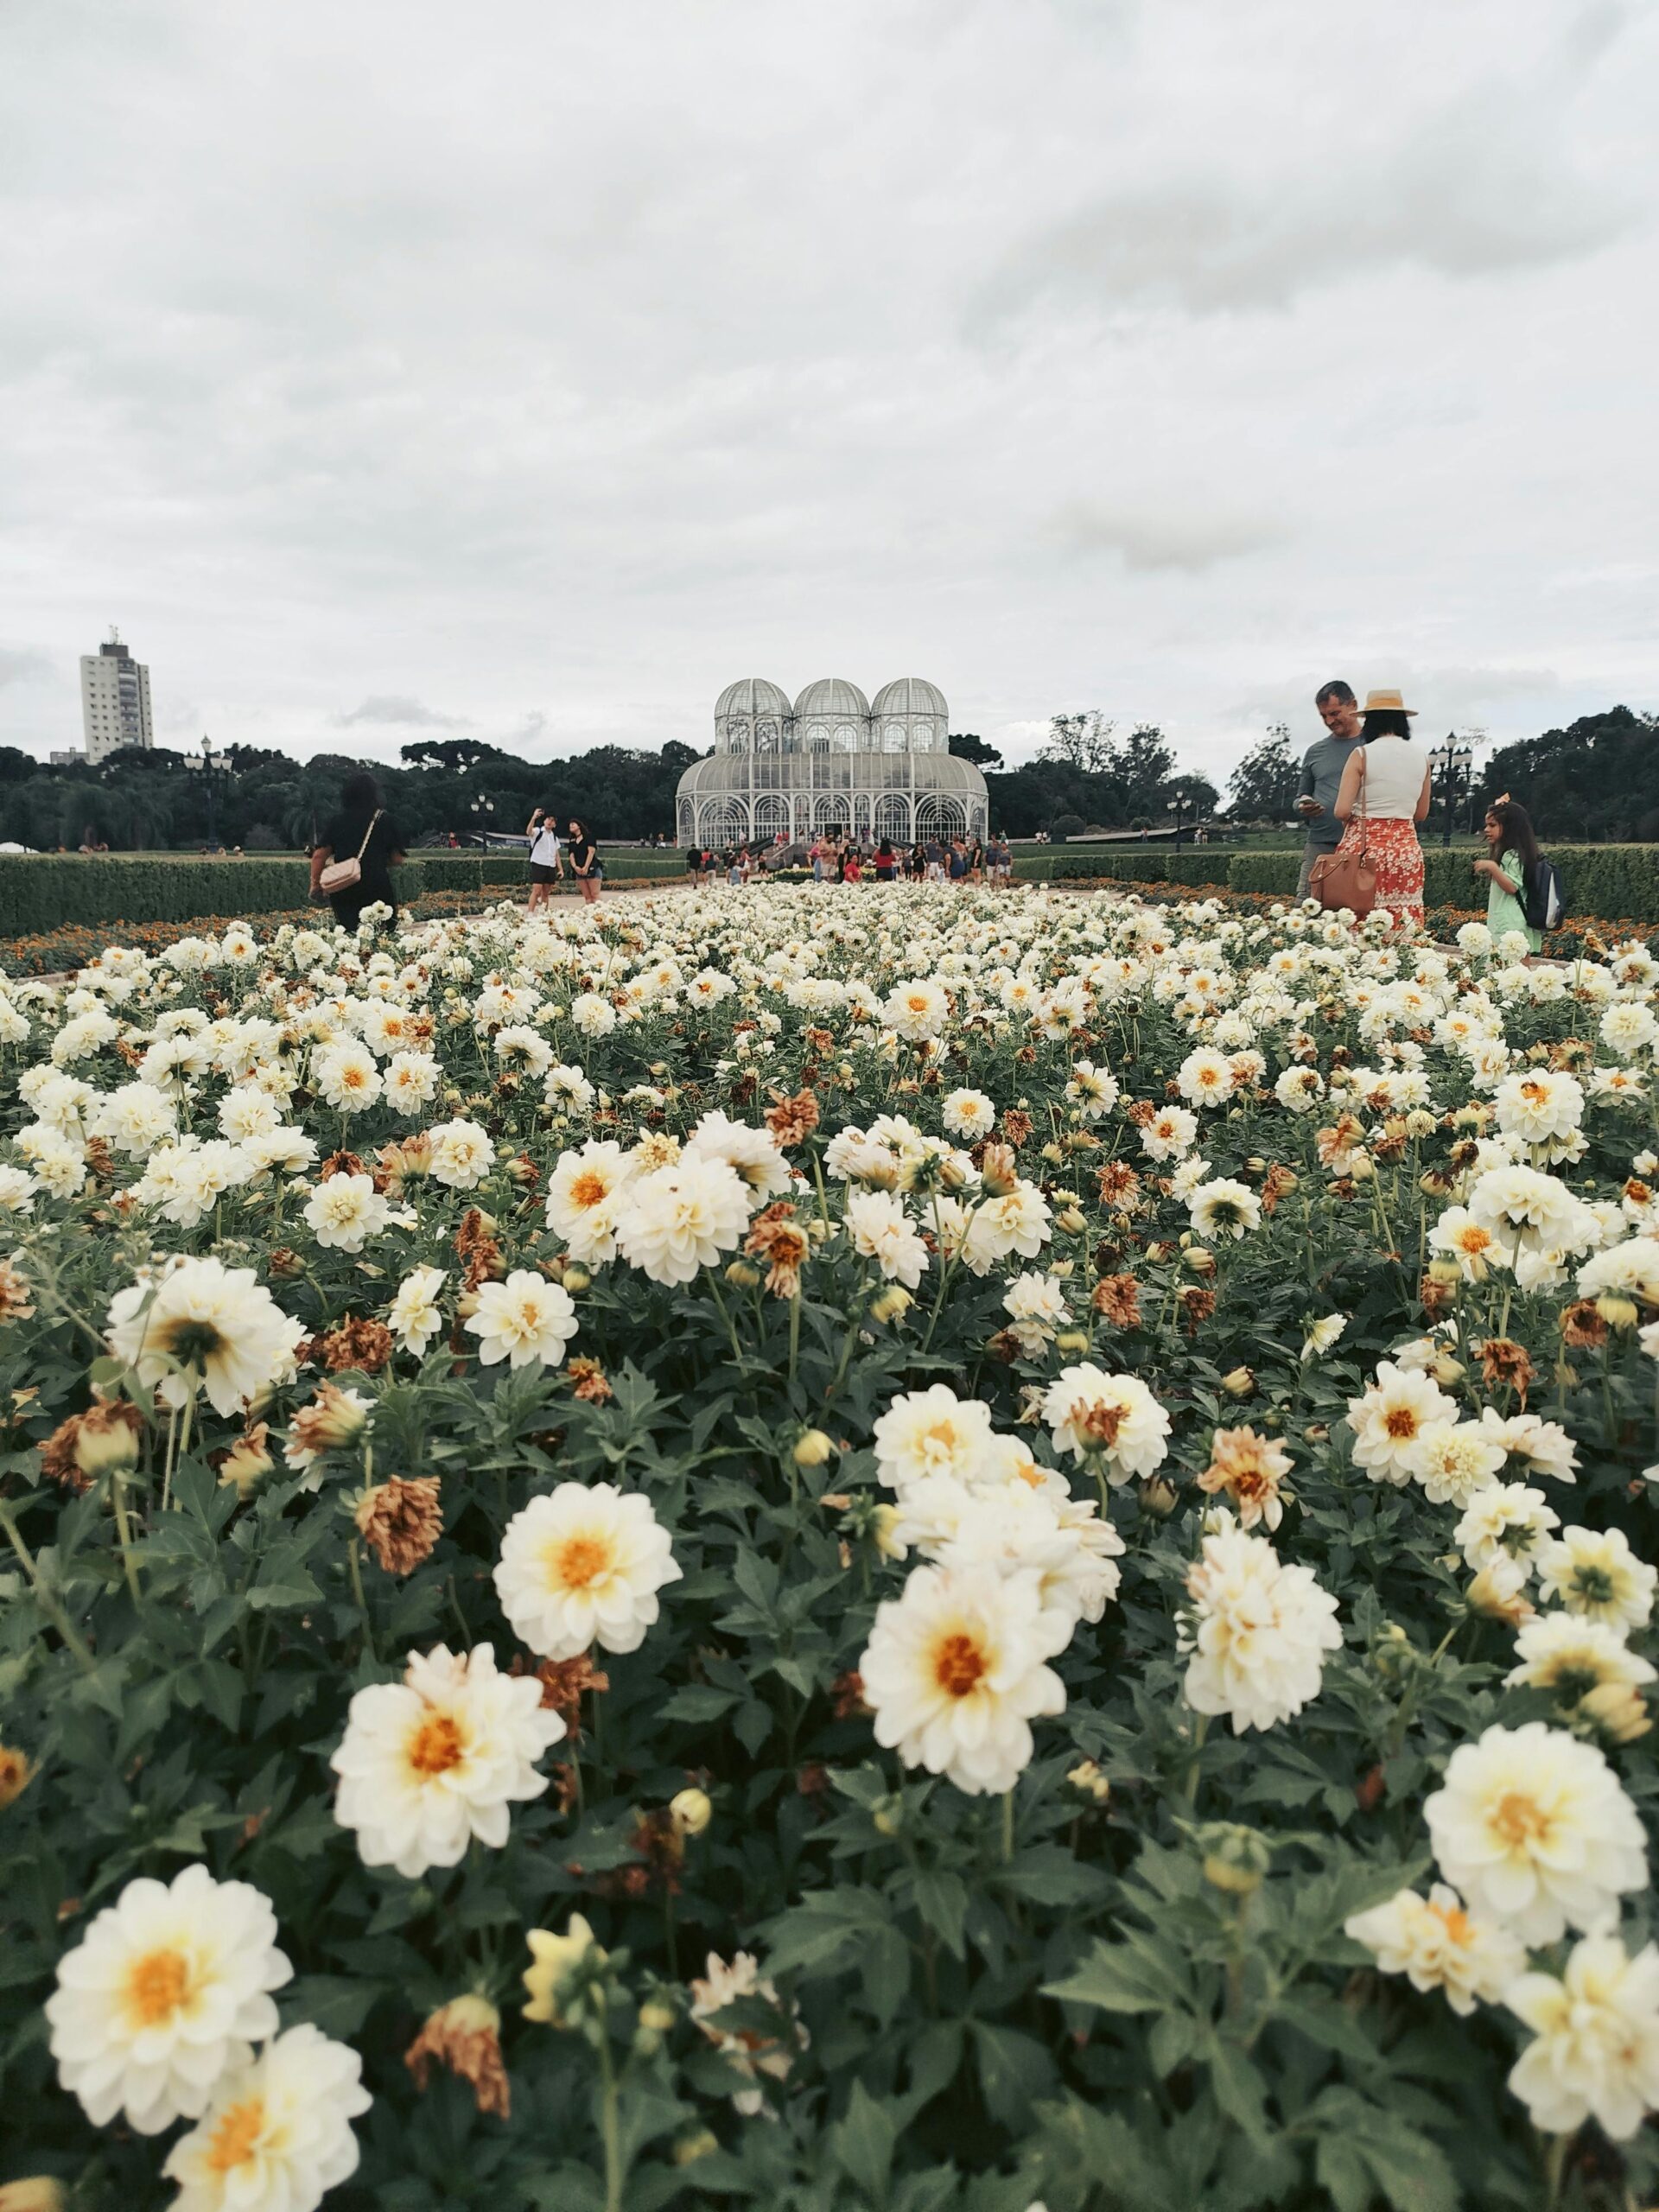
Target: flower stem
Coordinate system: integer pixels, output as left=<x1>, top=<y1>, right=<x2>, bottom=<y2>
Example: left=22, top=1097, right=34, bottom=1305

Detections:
left=1001, top=1788, right=1015, bottom=1864
left=0, top=1500, right=96, bottom=1670
left=597, top=2005, right=623, bottom=2212
left=111, top=1471, right=143, bottom=1603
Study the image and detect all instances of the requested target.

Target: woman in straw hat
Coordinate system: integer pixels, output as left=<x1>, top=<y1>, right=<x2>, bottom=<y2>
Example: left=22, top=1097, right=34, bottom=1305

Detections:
left=1327, top=687, right=1432, bottom=929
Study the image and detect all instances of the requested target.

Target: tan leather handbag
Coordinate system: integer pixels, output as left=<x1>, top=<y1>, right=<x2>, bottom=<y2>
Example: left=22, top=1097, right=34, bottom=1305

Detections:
left=1308, top=755, right=1376, bottom=918
left=318, top=810, right=382, bottom=898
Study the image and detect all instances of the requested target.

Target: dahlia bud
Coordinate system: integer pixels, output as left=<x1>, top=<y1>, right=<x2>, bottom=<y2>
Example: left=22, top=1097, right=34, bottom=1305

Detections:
left=1140, top=1475, right=1179, bottom=1517
left=1466, top=1557, right=1535, bottom=1626
left=673, top=2131, right=720, bottom=2166
left=0, top=2183, right=67, bottom=2212
left=73, top=1397, right=143, bottom=1478
left=871, top=1504, right=906, bottom=1560
left=871, top=1796, right=905, bottom=1837
left=1348, top=1154, right=1375, bottom=1183
left=1040, top=1141, right=1066, bottom=1166
left=1183, top=1247, right=1217, bottom=1277
left=562, top=1264, right=591, bottom=1294
left=1596, top=1295, right=1640, bottom=1332
left=1066, top=1758, right=1111, bottom=1805
left=1427, top=1257, right=1465, bottom=1287
left=669, top=1787, right=712, bottom=1837
left=1220, top=1366, right=1256, bottom=1399
left=1054, top=1329, right=1090, bottom=1354
left=724, top=1261, right=762, bottom=1289
left=1578, top=1681, right=1652, bottom=1745
left=215, top=1424, right=275, bottom=1499
left=791, top=1428, right=834, bottom=1469
left=1055, top=1206, right=1088, bottom=1235
left=1244, top=1156, right=1267, bottom=1175
left=639, top=1996, right=677, bottom=2034
left=1198, top=1821, right=1273, bottom=1897
left=868, top=1285, right=913, bottom=1325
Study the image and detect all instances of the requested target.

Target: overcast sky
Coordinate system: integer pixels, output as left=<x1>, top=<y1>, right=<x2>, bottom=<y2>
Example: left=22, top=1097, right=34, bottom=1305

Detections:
left=2, top=0, right=1656, bottom=783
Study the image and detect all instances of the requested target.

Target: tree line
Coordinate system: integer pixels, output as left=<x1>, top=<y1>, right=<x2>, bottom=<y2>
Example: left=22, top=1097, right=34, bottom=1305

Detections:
left=1, top=703, right=1651, bottom=851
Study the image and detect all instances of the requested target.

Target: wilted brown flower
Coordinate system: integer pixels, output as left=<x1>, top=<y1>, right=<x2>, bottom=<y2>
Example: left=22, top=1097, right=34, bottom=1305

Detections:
left=520, top=1653, right=610, bottom=1745
left=1091, top=1273, right=1141, bottom=1330
left=455, top=1206, right=505, bottom=1289
left=318, top=1316, right=395, bottom=1375
left=1259, top=1164, right=1298, bottom=1217
left=405, top=1995, right=510, bottom=2119
left=1178, top=1285, right=1217, bottom=1334
left=831, top=1669, right=869, bottom=1719
left=317, top=1149, right=369, bottom=1182
left=765, top=1089, right=821, bottom=1147
left=1478, top=1337, right=1535, bottom=1405
left=213, top=1421, right=275, bottom=1498
left=354, top=1475, right=443, bottom=1574
left=1001, top=1109, right=1034, bottom=1147
left=1315, top=1114, right=1364, bottom=1167
left=288, top=1381, right=371, bottom=1463
left=976, top=1142, right=1020, bottom=1197
left=1419, top=1271, right=1457, bottom=1316
left=744, top=1205, right=810, bottom=1299
left=0, top=1259, right=35, bottom=1323
left=1560, top=1300, right=1609, bottom=1350
left=37, top=1395, right=145, bottom=1491
left=1096, top=1160, right=1142, bottom=1208
left=83, top=1136, right=116, bottom=1183
left=984, top=1328, right=1024, bottom=1364
left=266, top=1246, right=305, bottom=1280
left=567, top=1357, right=613, bottom=1405
left=1198, top=1426, right=1292, bottom=1531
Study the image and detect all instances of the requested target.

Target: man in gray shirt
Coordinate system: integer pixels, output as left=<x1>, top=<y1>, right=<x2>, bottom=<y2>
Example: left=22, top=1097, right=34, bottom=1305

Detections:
left=1295, top=679, right=1364, bottom=899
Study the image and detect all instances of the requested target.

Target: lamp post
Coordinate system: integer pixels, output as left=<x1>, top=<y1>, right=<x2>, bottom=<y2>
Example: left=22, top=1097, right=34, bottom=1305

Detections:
left=1166, top=791, right=1189, bottom=848
left=468, top=793, right=496, bottom=846
left=1427, top=734, right=1474, bottom=849
left=200, top=734, right=220, bottom=850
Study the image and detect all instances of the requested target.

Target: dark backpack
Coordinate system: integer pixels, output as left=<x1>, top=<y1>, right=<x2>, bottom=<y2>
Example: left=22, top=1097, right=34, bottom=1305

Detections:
left=1522, top=856, right=1565, bottom=932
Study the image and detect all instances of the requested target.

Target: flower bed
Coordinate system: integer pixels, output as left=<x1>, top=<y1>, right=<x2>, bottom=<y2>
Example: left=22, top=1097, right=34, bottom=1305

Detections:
left=3, top=886, right=1659, bottom=2209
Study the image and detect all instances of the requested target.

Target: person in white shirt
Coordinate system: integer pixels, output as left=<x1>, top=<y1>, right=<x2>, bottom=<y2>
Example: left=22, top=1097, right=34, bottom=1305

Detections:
left=1324, top=689, right=1433, bottom=930
left=525, top=806, right=564, bottom=910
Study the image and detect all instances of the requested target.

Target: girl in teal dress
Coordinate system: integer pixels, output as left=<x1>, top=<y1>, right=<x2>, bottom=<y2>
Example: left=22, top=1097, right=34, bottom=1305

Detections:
left=1472, top=797, right=1543, bottom=955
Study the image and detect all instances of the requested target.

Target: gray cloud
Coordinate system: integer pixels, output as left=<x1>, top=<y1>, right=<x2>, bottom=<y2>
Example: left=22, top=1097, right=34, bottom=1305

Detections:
left=0, top=646, right=52, bottom=690
left=334, top=696, right=472, bottom=729
left=0, top=0, right=1653, bottom=775
left=1041, top=501, right=1287, bottom=574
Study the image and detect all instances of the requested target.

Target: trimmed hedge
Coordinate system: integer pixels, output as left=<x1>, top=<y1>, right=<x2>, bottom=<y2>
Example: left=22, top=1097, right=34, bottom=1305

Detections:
left=0, top=848, right=692, bottom=938
left=1025, top=841, right=1659, bottom=926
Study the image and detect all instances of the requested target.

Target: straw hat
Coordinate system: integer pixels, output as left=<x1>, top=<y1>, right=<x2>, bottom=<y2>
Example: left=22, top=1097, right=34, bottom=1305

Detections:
left=1361, top=687, right=1417, bottom=716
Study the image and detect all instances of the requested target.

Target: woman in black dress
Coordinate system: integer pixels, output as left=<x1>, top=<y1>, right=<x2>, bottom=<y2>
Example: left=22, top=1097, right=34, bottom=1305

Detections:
left=308, top=771, right=405, bottom=931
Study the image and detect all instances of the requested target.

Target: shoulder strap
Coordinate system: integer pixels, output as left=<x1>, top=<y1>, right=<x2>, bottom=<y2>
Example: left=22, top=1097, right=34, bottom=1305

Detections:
left=354, top=809, right=383, bottom=863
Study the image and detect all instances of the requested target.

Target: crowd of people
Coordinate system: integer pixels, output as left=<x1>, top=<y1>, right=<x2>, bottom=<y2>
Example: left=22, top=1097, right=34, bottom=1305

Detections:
left=685, top=830, right=1015, bottom=888
left=293, top=689, right=1558, bottom=951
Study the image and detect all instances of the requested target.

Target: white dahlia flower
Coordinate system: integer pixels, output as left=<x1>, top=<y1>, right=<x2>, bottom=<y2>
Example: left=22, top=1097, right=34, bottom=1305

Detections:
left=1344, top=1883, right=1526, bottom=2017
left=871, top=1383, right=998, bottom=1494
left=844, top=1188, right=931, bottom=1287
left=1043, top=1363, right=1170, bottom=1483
left=545, top=1140, right=638, bottom=1262
left=1344, top=1360, right=1459, bottom=1487
left=613, top=1156, right=751, bottom=1285
left=859, top=1562, right=1066, bottom=1796
left=1536, top=1525, right=1656, bottom=1630
left=464, top=1269, right=579, bottom=1370
left=161, top=2023, right=371, bottom=2212
left=106, top=1258, right=303, bottom=1417
left=302, top=1172, right=390, bottom=1255
left=331, top=1642, right=566, bottom=1878
left=46, top=1865, right=291, bottom=2134
left=683, top=1109, right=791, bottom=1205
left=493, top=1481, right=683, bottom=1660
left=1187, top=1177, right=1261, bottom=1241
left=1180, top=1520, right=1342, bottom=1733
left=1507, top=1936, right=1659, bottom=2141
left=1424, top=1721, right=1646, bottom=1944
left=427, top=1117, right=498, bottom=1191
left=387, top=1264, right=447, bottom=1358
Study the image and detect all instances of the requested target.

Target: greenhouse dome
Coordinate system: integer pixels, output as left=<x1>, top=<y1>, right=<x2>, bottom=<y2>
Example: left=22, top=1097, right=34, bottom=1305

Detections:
left=677, top=677, right=988, bottom=848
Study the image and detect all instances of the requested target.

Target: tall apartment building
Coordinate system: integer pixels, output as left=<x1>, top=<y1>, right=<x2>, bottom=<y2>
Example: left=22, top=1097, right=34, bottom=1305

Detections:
left=80, top=631, right=154, bottom=762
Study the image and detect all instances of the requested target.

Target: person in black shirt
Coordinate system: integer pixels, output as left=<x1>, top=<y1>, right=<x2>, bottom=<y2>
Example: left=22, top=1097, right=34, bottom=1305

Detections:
left=567, top=818, right=601, bottom=905
left=309, top=771, right=405, bottom=931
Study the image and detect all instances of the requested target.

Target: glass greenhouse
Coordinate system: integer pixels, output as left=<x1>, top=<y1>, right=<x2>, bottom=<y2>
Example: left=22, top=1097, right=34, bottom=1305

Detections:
left=675, top=677, right=989, bottom=848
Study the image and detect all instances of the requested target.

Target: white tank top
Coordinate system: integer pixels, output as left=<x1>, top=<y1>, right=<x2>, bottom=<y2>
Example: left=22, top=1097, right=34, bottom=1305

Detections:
left=1357, top=736, right=1425, bottom=820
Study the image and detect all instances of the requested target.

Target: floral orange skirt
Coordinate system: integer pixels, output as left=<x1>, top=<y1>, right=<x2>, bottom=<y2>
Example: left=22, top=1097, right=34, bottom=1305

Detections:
left=1331, top=817, right=1424, bottom=928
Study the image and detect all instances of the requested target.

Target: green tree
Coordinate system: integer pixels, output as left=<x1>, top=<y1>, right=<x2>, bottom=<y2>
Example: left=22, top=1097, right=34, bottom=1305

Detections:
left=950, top=731, right=1004, bottom=768
left=1042, top=711, right=1116, bottom=776
left=1226, top=723, right=1298, bottom=821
